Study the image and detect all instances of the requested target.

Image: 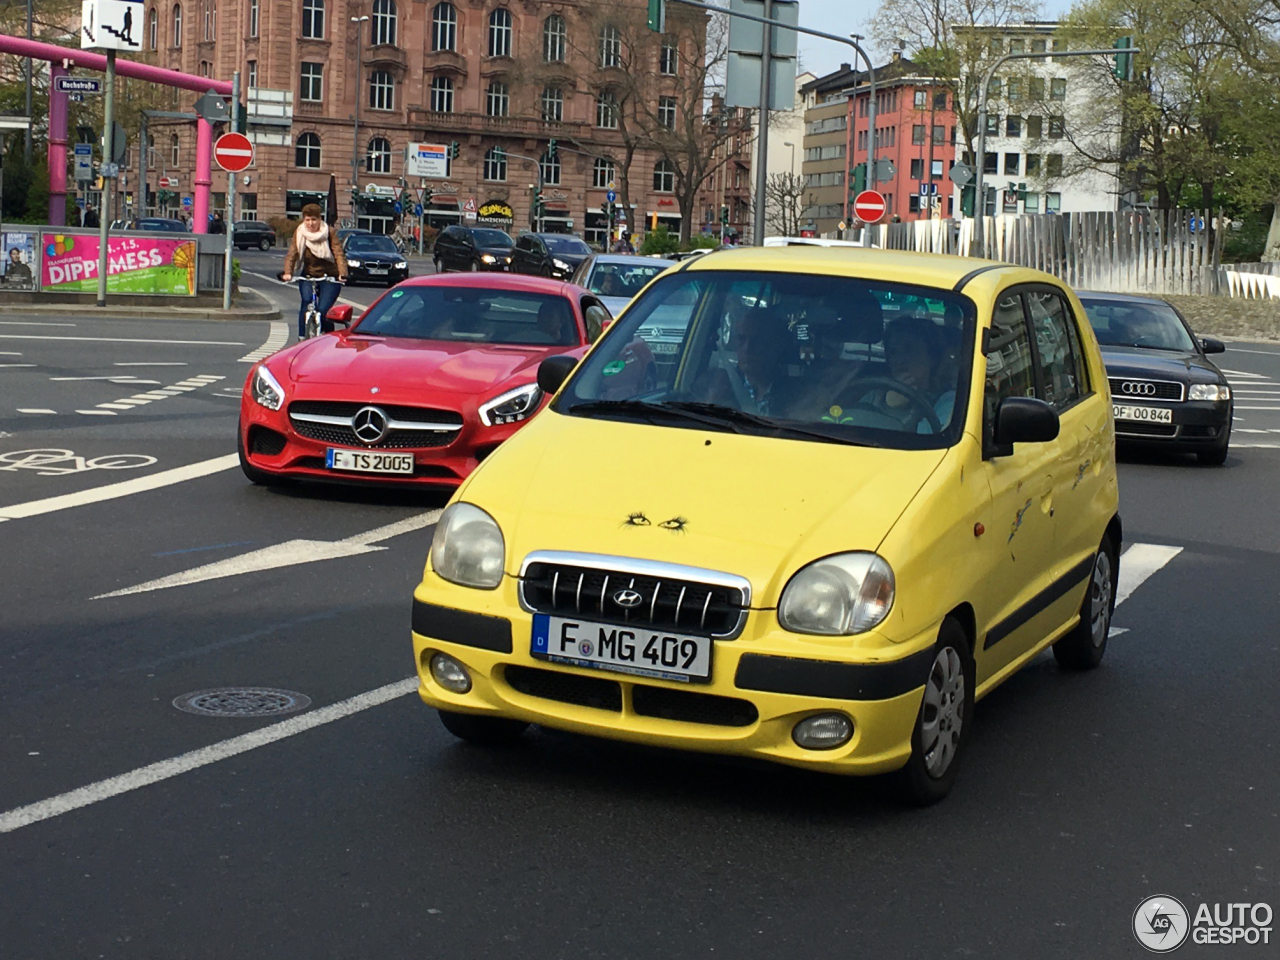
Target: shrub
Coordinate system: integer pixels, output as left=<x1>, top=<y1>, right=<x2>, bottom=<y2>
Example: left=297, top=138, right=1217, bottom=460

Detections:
left=640, top=225, right=679, bottom=255
left=268, top=215, right=300, bottom=241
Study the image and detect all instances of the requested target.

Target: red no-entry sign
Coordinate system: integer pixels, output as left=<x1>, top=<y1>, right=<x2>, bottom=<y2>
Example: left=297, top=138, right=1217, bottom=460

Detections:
left=214, top=132, right=254, bottom=173
left=853, top=190, right=887, bottom=223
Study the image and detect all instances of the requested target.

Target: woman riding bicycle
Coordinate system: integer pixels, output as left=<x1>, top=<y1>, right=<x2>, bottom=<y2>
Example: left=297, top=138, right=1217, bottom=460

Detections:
left=281, top=203, right=348, bottom=337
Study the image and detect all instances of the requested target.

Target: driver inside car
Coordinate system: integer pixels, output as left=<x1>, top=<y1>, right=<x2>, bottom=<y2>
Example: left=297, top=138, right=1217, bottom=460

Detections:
left=875, top=318, right=955, bottom=432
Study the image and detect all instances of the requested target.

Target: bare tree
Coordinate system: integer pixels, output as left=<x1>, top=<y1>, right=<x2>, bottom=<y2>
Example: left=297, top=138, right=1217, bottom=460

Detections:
left=764, top=172, right=810, bottom=236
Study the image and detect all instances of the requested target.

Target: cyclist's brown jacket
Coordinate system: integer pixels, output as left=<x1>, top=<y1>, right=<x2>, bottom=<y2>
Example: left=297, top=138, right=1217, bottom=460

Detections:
left=283, top=229, right=348, bottom=280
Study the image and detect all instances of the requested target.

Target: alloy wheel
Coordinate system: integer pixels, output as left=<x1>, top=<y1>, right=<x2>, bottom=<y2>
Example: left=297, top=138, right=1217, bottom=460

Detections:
left=1090, top=549, right=1114, bottom=647
left=920, top=646, right=966, bottom=778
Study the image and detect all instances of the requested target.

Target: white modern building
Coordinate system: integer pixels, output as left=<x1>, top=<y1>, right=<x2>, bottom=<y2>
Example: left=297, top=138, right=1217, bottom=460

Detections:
left=959, top=23, right=1121, bottom=216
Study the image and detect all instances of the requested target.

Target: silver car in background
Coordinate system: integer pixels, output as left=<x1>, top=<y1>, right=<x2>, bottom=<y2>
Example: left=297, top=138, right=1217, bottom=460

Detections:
left=570, top=254, right=676, bottom=318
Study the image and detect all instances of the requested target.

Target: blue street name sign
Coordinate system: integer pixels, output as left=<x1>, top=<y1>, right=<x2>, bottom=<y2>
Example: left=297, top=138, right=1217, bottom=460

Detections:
left=55, top=76, right=103, bottom=95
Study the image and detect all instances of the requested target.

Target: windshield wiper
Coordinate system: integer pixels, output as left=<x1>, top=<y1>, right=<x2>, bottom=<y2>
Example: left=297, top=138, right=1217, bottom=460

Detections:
left=564, top=399, right=744, bottom=433
left=664, top=402, right=881, bottom=447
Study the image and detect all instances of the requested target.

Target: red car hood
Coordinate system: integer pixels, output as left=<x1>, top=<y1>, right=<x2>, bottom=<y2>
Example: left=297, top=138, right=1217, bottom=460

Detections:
left=285, top=334, right=577, bottom=394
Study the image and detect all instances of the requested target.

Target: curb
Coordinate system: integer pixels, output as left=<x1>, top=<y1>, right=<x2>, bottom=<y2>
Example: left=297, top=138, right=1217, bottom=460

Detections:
left=0, top=290, right=281, bottom=322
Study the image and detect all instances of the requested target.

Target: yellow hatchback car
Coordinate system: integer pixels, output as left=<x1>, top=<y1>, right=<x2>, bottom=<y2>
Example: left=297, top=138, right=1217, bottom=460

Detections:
left=411, top=248, right=1120, bottom=804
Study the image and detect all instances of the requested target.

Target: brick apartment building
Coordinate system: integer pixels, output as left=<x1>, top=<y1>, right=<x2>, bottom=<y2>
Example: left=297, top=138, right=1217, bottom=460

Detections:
left=131, top=0, right=712, bottom=243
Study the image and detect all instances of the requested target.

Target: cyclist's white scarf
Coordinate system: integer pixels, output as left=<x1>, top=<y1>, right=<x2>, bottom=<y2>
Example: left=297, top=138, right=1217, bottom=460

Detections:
left=295, top=222, right=334, bottom=262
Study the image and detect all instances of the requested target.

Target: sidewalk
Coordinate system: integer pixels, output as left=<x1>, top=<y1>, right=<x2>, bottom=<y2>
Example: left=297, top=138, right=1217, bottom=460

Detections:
left=0, top=287, right=281, bottom=321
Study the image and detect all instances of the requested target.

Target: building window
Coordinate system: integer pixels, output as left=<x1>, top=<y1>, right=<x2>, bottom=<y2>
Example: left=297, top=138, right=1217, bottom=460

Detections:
left=1009, top=38, right=1025, bottom=54
left=296, top=132, right=321, bottom=168
left=1046, top=191, right=1061, bottom=212
left=170, top=134, right=180, bottom=165
left=301, top=0, right=323, bottom=40
left=300, top=62, right=323, bottom=101
left=931, top=159, right=944, bottom=178
left=910, top=158, right=923, bottom=179
left=367, top=137, right=392, bottom=174
left=934, top=91, right=947, bottom=110
left=653, top=159, right=674, bottom=193
left=248, top=0, right=258, bottom=38
left=1004, top=153, right=1020, bottom=175
left=593, top=157, right=615, bottom=188
left=541, top=86, right=563, bottom=123
left=483, top=147, right=507, bottom=181
left=1047, top=115, right=1064, bottom=138
left=987, top=78, right=1001, bottom=99
left=172, top=3, right=182, bottom=46
left=240, top=193, right=257, bottom=219
left=1027, top=115, right=1043, bottom=138
left=983, top=152, right=998, bottom=174
left=247, top=60, right=257, bottom=89
left=432, top=3, right=456, bottom=52
left=985, top=113, right=1000, bottom=135
left=148, top=7, right=158, bottom=48
left=543, top=15, right=566, bottom=62
left=203, top=0, right=215, bottom=40
left=372, top=0, right=397, bottom=46
left=1051, top=38, right=1067, bottom=60
left=486, top=81, right=509, bottom=118
left=600, top=24, right=621, bottom=68
left=489, top=9, right=512, bottom=58
left=932, top=125, right=944, bottom=144
left=369, top=71, right=394, bottom=110
left=430, top=75, right=454, bottom=113
left=914, top=89, right=927, bottom=109
left=1006, top=114, right=1022, bottom=137
left=540, top=149, right=561, bottom=185
left=1050, top=78, right=1067, bottom=101
left=658, top=96, right=677, bottom=130
left=988, top=37, right=1002, bottom=57
left=909, top=195, right=921, bottom=214
left=199, top=60, right=210, bottom=78
left=1032, top=38, right=1047, bottom=54
left=1046, top=153, right=1064, bottom=177
left=1024, top=190, right=1040, bottom=212
left=660, top=37, right=677, bottom=75
left=1007, top=78, right=1022, bottom=101
left=1026, top=153, right=1041, bottom=175
left=1029, top=77, right=1045, bottom=100
left=596, top=92, right=618, bottom=129
left=912, top=124, right=925, bottom=144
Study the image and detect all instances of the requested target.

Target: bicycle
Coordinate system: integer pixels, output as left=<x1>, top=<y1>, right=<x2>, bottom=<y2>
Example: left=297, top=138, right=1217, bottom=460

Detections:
left=279, top=273, right=345, bottom=339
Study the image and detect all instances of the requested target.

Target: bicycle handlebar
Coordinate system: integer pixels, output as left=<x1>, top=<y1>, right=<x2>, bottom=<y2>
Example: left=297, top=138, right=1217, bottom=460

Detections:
left=277, top=271, right=345, bottom=284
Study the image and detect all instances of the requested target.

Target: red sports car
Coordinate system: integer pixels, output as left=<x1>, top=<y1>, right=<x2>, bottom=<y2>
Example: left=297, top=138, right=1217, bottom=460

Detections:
left=237, top=273, right=650, bottom=488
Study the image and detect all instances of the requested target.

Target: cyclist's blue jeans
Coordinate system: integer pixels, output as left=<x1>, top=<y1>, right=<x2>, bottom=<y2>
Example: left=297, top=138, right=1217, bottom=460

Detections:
left=298, top=278, right=342, bottom=336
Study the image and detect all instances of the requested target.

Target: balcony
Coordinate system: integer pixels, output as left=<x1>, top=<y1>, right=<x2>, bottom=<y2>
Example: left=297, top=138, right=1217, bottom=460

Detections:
left=407, top=109, right=587, bottom=139
left=480, top=56, right=516, bottom=79
left=364, top=44, right=408, bottom=74
left=424, top=49, right=467, bottom=75
left=296, top=101, right=325, bottom=117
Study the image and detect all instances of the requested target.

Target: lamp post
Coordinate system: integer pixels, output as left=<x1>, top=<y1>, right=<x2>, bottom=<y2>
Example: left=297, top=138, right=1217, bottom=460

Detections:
left=350, top=14, right=370, bottom=225
left=783, top=140, right=795, bottom=173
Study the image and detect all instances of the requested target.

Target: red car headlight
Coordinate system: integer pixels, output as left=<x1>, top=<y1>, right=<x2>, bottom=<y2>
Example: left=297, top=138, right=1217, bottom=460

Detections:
left=478, top=383, right=543, bottom=426
left=251, top=364, right=285, bottom=411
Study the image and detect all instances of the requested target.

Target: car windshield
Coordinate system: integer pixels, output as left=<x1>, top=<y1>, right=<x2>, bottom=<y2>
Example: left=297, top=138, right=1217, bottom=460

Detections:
left=1080, top=298, right=1197, bottom=351
left=353, top=285, right=579, bottom=346
left=472, top=229, right=513, bottom=248
left=346, top=236, right=400, bottom=254
left=588, top=262, right=670, bottom=299
left=555, top=270, right=975, bottom=450
left=544, top=236, right=591, bottom=255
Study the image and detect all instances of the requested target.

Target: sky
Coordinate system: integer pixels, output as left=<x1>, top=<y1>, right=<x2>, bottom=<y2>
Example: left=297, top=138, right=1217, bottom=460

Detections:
left=789, top=0, right=1077, bottom=79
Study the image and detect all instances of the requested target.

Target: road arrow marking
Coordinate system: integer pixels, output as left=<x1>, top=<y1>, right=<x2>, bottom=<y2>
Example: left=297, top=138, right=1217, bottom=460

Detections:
left=1114, top=543, right=1183, bottom=609
left=92, top=509, right=443, bottom=599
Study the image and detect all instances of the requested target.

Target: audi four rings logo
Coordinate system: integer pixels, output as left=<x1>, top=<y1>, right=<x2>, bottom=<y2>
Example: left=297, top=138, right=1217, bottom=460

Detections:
left=612, top=588, right=644, bottom=608
left=1121, top=381, right=1158, bottom=396
left=352, top=406, right=389, bottom=444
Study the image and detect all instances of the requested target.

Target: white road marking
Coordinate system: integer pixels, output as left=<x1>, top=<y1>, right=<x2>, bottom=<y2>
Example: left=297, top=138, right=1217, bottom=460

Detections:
left=93, top=509, right=443, bottom=598
left=52, top=376, right=154, bottom=382
left=1115, top=543, right=1183, bottom=608
left=1222, top=348, right=1280, bottom=357
left=0, top=677, right=418, bottom=835
left=75, top=409, right=116, bottom=416
left=0, top=320, right=74, bottom=326
left=0, top=335, right=246, bottom=346
left=239, top=321, right=290, bottom=363
left=0, top=453, right=238, bottom=522
left=0, top=363, right=36, bottom=368
left=114, top=361, right=189, bottom=367
left=16, top=408, right=55, bottom=414
left=1221, top=368, right=1270, bottom=378
left=96, top=403, right=136, bottom=411
left=0, top=350, right=22, bottom=355
left=1233, top=406, right=1280, bottom=411
left=79, top=375, right=226, bottom=416
left=1107, top=627, right=1129, bottom=637
left=1234, top=443, right=1280, bottom=448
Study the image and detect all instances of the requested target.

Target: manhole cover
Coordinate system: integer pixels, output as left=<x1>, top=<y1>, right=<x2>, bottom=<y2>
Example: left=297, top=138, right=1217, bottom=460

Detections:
left=172, top=688, right=312, bottom=718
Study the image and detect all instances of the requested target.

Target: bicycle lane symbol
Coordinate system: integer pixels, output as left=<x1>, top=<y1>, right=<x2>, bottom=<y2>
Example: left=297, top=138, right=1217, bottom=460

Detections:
left=0, top=449, right=159, bottom=476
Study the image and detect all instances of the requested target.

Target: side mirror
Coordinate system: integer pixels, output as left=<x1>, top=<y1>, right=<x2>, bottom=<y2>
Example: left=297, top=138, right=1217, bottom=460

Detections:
left=1199, top=336, right=1225, bottom=355
left=537, top=355, right=578, bottom=394
left=326, top=303, right=354, bottom=326
left=992, top=397, right=1059, bottom=452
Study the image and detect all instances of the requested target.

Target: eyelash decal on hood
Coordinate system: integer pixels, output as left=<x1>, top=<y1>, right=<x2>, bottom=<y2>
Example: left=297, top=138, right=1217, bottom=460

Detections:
left=659, top=516, right=688, bottom=533
left=623, top=511, right=651, bottom=527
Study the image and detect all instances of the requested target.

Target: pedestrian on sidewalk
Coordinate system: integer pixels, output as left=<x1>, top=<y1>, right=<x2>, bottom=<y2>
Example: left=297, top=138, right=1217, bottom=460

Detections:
left=282, top=203, right=348, bottom=337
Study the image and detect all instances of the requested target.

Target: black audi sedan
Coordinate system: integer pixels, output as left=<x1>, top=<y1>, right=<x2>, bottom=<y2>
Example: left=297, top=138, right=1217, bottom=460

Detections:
left=1077, top=291, right=1232, bottom=464
left=342, top=234, right=410, bottom=287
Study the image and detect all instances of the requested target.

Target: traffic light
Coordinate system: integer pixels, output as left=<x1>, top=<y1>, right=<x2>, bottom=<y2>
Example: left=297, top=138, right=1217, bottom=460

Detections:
left=720, top=205, right=729, bottom=224
left=850, top=162, right=867, bottom=198
left=547, top=138, right=558, bottom=158
left=449, top=140, right=460, bottom=160
left=422, top=188, right=433, bottom=205
left=1113, top=36, right=1133, bottom=81
left=646, top=0, right=665, bottom=33
left=960, top=184, right=975, bottom=217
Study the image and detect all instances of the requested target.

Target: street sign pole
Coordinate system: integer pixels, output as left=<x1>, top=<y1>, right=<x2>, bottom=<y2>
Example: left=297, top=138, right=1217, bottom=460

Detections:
left=96, top=50, right=115, bottom=308
left=751, top=0, right=772, bottom=247
left=223, top=70, right=240, bottom=311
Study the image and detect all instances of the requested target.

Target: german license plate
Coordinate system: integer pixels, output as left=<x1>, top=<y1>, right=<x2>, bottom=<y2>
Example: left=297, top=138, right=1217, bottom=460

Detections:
left=325, top=448, right=413, bottom=474
left=650, top=342, right=680, bottom=354
left=1113, top=403, right=1172, bottom=423
left=531, top=614, right=712, bottom=683
left=368, top=267, right=388, bottom=274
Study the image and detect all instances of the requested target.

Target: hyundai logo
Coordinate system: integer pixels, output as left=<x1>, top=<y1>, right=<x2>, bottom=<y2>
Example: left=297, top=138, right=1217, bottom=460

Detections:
left=612, top=588, right=644, bottom=609
left=351, top=406, right=389, bottom=444
left=1121, top=381, right=1158, bottom=396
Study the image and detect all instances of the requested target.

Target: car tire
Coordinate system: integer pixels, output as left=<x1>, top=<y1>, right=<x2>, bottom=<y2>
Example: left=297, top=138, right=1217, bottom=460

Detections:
left=469, top=260, right=479, bottom=272
left=1053, top=535, right=1118, bottom=670
left=433, top=257, right=443, bottom=273
left=437, top=709, right=529, bottom=746
left=1197, top=422, right=1231, bottom=466
left=896, top=618, right=974, bottom=806
left=259, top=238, right=272, bottom=251
left=542, top=265, right=553, bottom=278
left=236, top=433, right=280, bottom=487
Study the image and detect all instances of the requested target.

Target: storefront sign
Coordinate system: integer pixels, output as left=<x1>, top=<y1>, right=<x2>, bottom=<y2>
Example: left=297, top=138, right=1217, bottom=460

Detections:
left=658, top=198, right=675, bottom=207
left=40, top=233, right=197, bottom=296
left=478, top=200, right=514, bottom=224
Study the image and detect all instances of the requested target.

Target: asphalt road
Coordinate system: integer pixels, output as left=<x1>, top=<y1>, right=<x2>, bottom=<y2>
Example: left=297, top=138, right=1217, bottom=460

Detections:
left=236, top=247, right=433, bottom=321
left=1, top=317, right=1277, bottom=959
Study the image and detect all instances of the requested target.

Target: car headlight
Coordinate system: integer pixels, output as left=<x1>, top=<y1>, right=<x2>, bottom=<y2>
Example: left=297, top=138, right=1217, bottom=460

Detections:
left=430, top=502, right=505, bottom=589
left=395, top=260, right=408, bottom=269
left=1188, top=383, right=1231, bottom=401
left=251, top=364, right=284, bottom=411
left=480, top=254, right=497, bottom=264
left=552, top=258, right=570, bottom=271
left=347, top=258, right=362, bottom=268
left=478, top=383, right=544, bottom=426
left=778, top=552, right=895, bottom=635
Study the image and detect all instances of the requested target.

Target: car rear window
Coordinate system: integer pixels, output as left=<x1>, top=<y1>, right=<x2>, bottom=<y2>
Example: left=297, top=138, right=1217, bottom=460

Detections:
left=353, top=286, right=579, bottom=346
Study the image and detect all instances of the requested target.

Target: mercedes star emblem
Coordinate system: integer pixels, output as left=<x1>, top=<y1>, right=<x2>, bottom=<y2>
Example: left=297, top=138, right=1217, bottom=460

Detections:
left=612, top=588, right=644, bottom=609
left=351, top=406, right=389, bottom=445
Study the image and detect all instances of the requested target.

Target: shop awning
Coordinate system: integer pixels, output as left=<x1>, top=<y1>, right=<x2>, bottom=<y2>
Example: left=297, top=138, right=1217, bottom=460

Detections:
left=429, top=196, right=460, bottom=207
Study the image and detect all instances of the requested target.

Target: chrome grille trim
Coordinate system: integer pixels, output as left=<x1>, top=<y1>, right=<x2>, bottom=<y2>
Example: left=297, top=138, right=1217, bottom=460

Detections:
left=1108, top=377, right=1185, bottom=402
left=290, top=411, right=461, bottom=433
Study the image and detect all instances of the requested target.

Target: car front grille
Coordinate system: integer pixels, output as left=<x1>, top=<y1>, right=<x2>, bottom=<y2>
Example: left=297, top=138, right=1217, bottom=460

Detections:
left=631, top=684, right=758, bottom=727
left=288, top=401, right=462, bottom=449
left=1109, top=378, right=1184, bottom=402
left=519, top=552, right=750, bottom=639
left=248, top=425, right=287, bottom=456
left=289, top=401, right=462, bottom=424
left=504, top=665, right=622, bottom=711
left=1116, top=422, right=1178, bottom=438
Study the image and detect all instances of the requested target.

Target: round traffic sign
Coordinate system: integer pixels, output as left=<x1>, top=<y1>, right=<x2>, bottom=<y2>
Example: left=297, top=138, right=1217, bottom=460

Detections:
left=182, top=197, right=192, bottom=207
left=853, top=190, right=887, bottom=223
left=213, top=132, right=254, bottom=173
left=606, top=189, right=617, bottom=203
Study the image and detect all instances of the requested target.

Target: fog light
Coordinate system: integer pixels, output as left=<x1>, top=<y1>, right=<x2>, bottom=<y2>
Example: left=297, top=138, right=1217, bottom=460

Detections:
left=429, top=653, right=472, bottom=693
left=792, top=713, right=854, bottom=750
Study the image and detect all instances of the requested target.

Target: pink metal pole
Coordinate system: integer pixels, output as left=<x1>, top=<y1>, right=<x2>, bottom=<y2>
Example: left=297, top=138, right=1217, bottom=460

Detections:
left=0, top=36, right=231, bottom=95
left=48, top=64, right=69, bottom=227
left=193, top=118, right=212, bottom=234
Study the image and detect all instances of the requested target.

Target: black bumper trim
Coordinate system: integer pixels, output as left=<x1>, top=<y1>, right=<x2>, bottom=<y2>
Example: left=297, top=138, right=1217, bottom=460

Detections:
left=412, top=601, right=512, bottom=653
left=734, top=647, right=935, bottom=702
left=983, top=554, right=1093, bottom=650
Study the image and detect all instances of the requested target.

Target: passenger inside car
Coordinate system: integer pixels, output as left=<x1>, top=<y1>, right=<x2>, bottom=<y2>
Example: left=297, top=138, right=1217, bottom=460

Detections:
left=532, top=299, right=578, bottom=345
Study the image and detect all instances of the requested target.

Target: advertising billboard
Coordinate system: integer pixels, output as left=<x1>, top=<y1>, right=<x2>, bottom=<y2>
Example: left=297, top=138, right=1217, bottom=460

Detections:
left=40, top=233, right=197, bottom=296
